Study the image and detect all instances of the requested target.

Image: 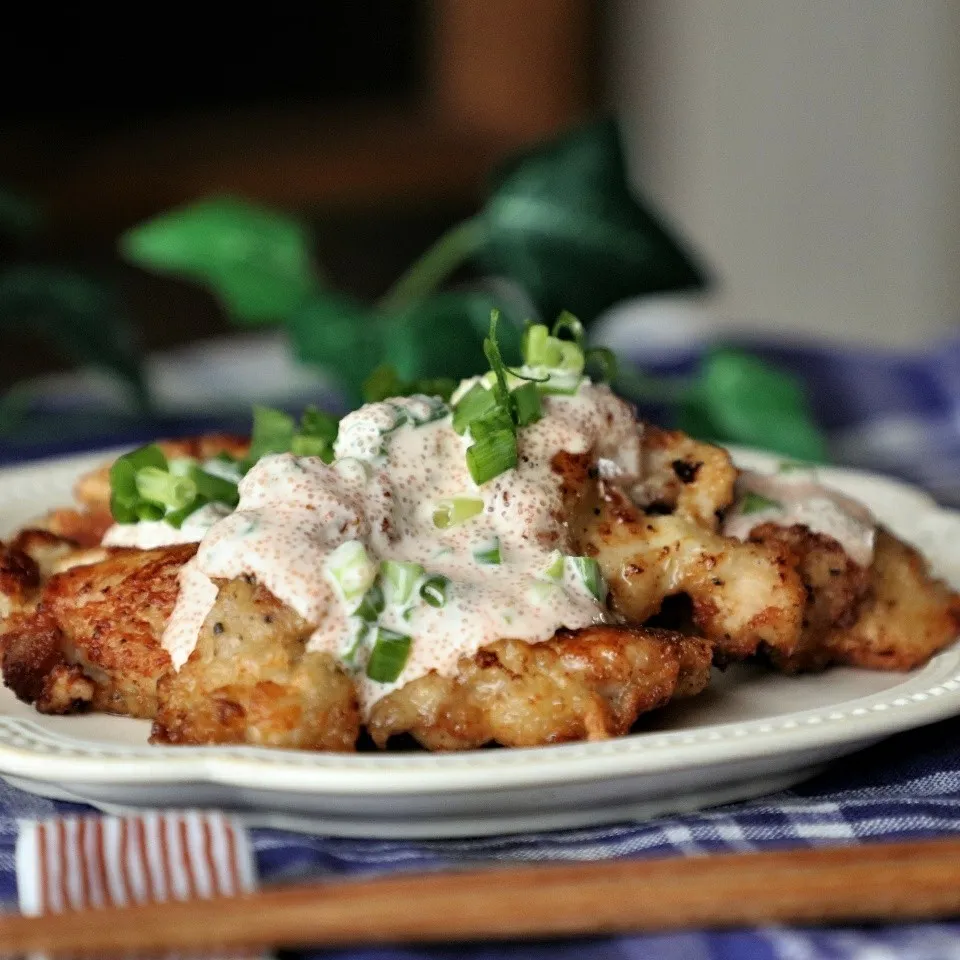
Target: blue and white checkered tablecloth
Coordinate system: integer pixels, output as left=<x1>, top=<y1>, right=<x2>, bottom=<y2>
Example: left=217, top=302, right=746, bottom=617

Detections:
left=2, top=328, right=960, bottom=959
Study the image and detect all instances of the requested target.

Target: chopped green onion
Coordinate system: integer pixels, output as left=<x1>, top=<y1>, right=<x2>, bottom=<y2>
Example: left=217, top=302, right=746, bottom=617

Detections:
left=190, top=466, right=240, bottom=507
left=466, top=429, right=517, bottom=485
left=299, top=406, right=339, bottom=443
left=740, top=491, right=782, bottom=515
left=290, top=434, right=331, bottom=458
left=568, top=556, right=606, bottom=602
left=585, top=346, right=618, bottom=383
left=419, top=574, right=449, bottom=608
left=326, top=541, right=378, bottom=609
left=452, top=382, right=496, bottom=435
left=248, top=406, right=296, bottom=462
left=167, top=456, right=197, bottom=477
left=365, top=628, right=412, bottom=683
left=473, top=538, right=502, bottom=565
left=510, top=382, right=542, bottom=427
left=135, top=502, right=165, bottom=522
left=382, top=560, right=424, bottom=605
left=362, top=364, right=456, bottom=403
left=551, top=311, right=586, bottom=347
left=135, top=466, right=198, bottom=511
left=109, top=444, right=169, bottom=519
left=483, top=311, right=513, bottom=414
left=166, top=497, right=208, bottom=529
left=468, top=406, right=515, bottom=442
left=522, top=324, right=560, bottom=368
left=543, top=550, right=565, bottom=580
left=342, top=622, right=371, bottom=666
left=432, top=497, right=484, bottom=529
left=355, top=582, right=385, bottom=622
left=109, top=497, right=137, bottom=525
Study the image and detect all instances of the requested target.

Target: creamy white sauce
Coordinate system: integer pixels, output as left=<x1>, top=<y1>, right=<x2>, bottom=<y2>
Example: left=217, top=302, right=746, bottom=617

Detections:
left=101, top=502, right=232, bottom=549
left=723, top=468, right=876, bottom=565
left=161, top=385, right=641, bottom=714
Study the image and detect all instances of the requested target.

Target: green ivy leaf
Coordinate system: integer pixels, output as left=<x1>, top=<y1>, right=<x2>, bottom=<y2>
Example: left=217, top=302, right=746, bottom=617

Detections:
left=476, top=117, right=707, bottom=323
left=680, top=348, right=827, bottom=460
left=0, top=266, right=148, bottom=409
left=120, top=197, right=319, bottom=325
left=287, top=291, right=521, bottom=405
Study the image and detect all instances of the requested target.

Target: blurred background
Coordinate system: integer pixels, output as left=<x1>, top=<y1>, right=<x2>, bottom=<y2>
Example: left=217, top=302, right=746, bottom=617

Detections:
left=0, top=0, right=958, bottom=494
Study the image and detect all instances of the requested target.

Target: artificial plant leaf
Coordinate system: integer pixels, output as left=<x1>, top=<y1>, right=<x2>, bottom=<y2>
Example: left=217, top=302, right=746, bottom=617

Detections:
left=680, top=348, right=827, bottom=461
left=0, top=266, right=148, bottom=408
left=119, top=197, right=319, bottom=325
left=288, top=291, right=520, bottom=406
left=477, top=117, right=707, bottom=324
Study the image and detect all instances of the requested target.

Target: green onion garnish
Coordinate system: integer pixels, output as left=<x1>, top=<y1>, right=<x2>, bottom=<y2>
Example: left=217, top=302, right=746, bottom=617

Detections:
left=740, top=491, right=783, bottom=515
left=362, top=364, right=456, bottom=403
left=135, top=466, right=198, bottom=511
left=248, top=406, right=297, bottom=463
left=527, top=580, right=557, bottom=605
left=382, top=560, right=424, bottom=605
left=365, top=628, right=412, bottom=683
left=432, top=497, right=484, bottom=529
left=473, top=538, right=502, bottom=565
left=166, top=497, right=208, bottom=529
left=342, top=622, right=371, bottom=666
left=290, top=434, right=331, bottom=458
left=452, top=382, right=496, bottom=435
left=467, top=430, right=517, bottom=485
left=135, top=502, right=165, bottom=522
left=326, top=541, right=379, bottom=609
left=190, top=466, right=240, bottom=508
left=468, top=406, right=515, bottom=442
left=568, top=556, right=606, bottom=602
left=419, top=574, right=449, bottom=608
left=355, top=582, right=385, bottom=622
left=543, top=550, right=565, bottom=580
left=511, top=381, right=542, bottom=427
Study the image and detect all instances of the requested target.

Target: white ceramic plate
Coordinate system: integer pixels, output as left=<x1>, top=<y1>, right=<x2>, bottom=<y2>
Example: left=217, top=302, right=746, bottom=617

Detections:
left=0, top=448, right=958, bottom=838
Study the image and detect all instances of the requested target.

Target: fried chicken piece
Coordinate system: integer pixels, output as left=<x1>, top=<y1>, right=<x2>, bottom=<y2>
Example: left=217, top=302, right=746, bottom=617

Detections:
left=1, top=545, right=189, bottom=718
left=632, top=426, right=737, bottom=531
left=73, top=435, right=249, bottom=514
left=580, top=487, right=804, bottom=661
left=748, top=523, right=871, bottom=671
left=366, top=626, right=712, bottom=751
left=771, top=528, right=960, bottom=672
left=0, top=543, right=41, bottom=619
left=152, top=577, right=359, bottom=751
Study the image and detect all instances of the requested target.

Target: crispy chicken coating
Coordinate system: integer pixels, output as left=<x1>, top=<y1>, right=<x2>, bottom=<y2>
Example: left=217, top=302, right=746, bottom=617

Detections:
left=152, top=577, right=360, bottom=751
left=1, top=545, right=187, bottom=718
left=366, top=626, right=712, bottom=751
left=633, top=425, right=737, bottom=530
left=769, top=528, right=960, bottom=672
left=748, top=523, right=871, bottom=672
left=579, top=486, right=805, bottom=661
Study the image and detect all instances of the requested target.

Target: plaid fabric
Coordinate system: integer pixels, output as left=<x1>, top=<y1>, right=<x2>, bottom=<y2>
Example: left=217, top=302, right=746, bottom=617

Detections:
left=2, top=329, right=960, bottom=959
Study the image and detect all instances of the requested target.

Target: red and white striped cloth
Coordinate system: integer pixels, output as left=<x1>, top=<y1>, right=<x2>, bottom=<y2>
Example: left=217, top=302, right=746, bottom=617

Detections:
left=16, top=810, right=257, bottom=915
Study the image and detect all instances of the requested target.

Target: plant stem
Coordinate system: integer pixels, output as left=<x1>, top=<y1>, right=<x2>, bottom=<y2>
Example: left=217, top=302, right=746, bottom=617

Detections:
left=379, top=218, right=487, bottom=312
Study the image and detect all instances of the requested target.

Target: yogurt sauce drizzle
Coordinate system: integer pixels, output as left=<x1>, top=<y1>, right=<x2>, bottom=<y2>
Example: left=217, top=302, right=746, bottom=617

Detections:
left=722, top=467, right=876, bottom=566
left=160, top=383, right=642, bottom=715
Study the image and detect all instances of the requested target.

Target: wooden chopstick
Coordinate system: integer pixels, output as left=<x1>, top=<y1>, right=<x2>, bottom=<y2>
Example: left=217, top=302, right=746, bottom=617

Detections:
left=3, top=836, right=960, bottom=957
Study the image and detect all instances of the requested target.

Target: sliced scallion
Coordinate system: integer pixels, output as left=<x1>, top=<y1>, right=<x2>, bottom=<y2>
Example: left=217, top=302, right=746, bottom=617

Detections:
left=452, top=382, right=496, bottom=435
left=248, top=406, right=296, bottom=462
left=527, top=580, right=557, bottom=605
left=543, top=550, right=565, bottom=580
left=365, top=628, right=412, bottom=683
left=135, top=466, right=198, bottom=511
left=466, top=430, right=517, bottom=485
left=473, top=538, right=502, bottom=565
left=355, top=582, right=385, bottom=622
left=510, top=381, right=542, bottom=427
left=382, top=560, right=424, bottom=605
left=419, top=574, right=449, bottom=608
left=326, top=541, right=378, bottom=609
left=135, top=502, right=165, bottom=522
left=432, top=497, right=484, bottom=529
left=166, top=497, right=208, bottom=529
left=190, top=466, right=240, bottom=507
left=568, top=556, right=606, bottom=603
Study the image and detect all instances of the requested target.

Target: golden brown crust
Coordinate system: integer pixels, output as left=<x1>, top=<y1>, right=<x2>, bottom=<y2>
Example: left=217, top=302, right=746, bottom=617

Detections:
left=749, top=524, right=872, bottom=671
left=579, top=486, right=804, bottom=661
left=366, top=626, right=713, bottom=751
left=633, top=426, right=737, bottom=531
left=776, top=528, right=960, bottom=672
left=0, top=545, right=188, bottom=718
left=152, top=577, right=360, bottom=751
